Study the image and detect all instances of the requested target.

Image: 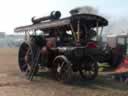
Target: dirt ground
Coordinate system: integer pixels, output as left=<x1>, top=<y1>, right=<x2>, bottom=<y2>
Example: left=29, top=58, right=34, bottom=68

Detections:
left=0, top=48, right=127, bottom=96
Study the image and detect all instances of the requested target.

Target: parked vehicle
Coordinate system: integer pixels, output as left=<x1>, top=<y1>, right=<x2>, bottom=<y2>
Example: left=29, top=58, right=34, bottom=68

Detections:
left=107, top=33, right=128, bottom=67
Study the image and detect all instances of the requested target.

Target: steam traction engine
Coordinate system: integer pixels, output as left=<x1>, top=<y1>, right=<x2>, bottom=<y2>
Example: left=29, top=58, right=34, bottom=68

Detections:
left=14, top=10, right=108, bottom=82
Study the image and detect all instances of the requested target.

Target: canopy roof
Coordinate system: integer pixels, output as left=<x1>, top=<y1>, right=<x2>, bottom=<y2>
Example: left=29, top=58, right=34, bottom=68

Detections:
left=14, top=14, right=108, bottom=33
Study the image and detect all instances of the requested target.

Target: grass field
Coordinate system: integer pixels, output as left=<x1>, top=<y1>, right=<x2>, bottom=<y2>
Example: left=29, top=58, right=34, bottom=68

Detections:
left=0, top=48, right=127, bottom=96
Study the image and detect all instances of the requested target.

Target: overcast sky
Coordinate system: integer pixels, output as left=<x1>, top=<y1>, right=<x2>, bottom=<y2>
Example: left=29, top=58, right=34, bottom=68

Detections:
left=0, top=0, right=128, bottom=34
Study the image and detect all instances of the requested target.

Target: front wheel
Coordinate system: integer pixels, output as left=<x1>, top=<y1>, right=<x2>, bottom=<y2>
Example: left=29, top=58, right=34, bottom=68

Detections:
left=52, top=55, right=72, bottom=83
left=79, top=56, right=98, bottom=80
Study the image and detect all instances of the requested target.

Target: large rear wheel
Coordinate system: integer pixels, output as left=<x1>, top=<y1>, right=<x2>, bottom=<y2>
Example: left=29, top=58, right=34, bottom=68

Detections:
left=18, top=42, right=39, bottom=80
left=18, top=42, right=29, bottom=72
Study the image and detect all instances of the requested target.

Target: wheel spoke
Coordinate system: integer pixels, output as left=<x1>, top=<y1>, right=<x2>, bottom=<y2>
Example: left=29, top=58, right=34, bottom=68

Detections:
left=22, top=63, right=27, bottom=69
left=57, top=63, right=61, bottom=73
